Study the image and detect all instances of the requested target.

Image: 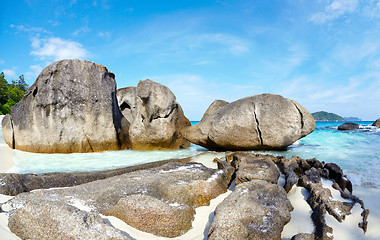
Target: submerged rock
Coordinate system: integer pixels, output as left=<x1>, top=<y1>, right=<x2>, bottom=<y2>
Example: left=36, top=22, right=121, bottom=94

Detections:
left=117, top=79, right=191, bottom=150
left=184, top=94, right=315, bottom=150
left=372, top=118, right=380, bottom=128
left=337, top=122, right=359, bottom=130
left=1, top=162, right=234, bottom=238
left=1, top=59, right=129, bottom=153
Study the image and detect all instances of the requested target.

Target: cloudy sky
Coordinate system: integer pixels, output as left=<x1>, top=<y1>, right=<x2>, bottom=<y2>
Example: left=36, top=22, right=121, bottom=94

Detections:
left=1, top=0, right=380, bottom=120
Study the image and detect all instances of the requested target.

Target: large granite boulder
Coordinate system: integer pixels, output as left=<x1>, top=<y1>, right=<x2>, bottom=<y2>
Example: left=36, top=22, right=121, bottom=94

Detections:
left=1, top=59, right=129, bottom=153
left=117, top=79, right=191, bottom=150
left=185, top=94, right=315, bottom=150
left=372, top=118, right=380, bottom=128
left=1, top=162, right=234, bottom=238
left=337, top=122, right=359, bottom=130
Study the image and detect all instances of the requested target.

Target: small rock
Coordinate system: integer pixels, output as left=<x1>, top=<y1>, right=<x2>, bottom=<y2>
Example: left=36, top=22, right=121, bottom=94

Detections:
left=337, top=122, right=359, bottom=130
left=372, top=118, right=380, bottom=128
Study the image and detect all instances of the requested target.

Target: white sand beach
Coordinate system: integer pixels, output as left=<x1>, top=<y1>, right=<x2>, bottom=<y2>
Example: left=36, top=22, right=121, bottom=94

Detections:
left=0, top=172, right=379, bottom=240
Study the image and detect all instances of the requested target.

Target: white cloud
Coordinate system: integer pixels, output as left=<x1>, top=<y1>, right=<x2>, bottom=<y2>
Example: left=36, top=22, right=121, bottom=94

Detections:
left=72, top=25, right=91, bottom=36
left=10, top=24, right=50, bottom=34
left=310, top=0, right=358, bottom=23
left=2, top=69, right=17, bottom=78
left=190, top=33, right=250, bottom=55
left=30, top=37, right=88, bottom=61
left=277, top=73, right=380, bottom=120
left=48, top=20, right=61, bottom=27
left=98, top=31, right=112, bottom=40
left=25, top=65, right=44, bottom=80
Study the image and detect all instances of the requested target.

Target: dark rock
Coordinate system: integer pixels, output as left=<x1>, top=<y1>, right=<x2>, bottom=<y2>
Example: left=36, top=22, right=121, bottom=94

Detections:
left=291, top=233, right=315, bottom=240
left=337, top=122, right=359, bottom=130
left=0, top=157, right=192, bottom=196
left=372, top=118, right=380, bottom=127
left=8, top=200, right=129, bottom=240
left=184, top=94, right=315, bottom=150
left=324, top=163, right=352, bottom=193
left=231, top=153, right=280, bottom=185
left=1, top=59, right=129, bottom=153
left=117, top=79, right=191, bottom=150
left=208, top=180, right=293, bottom=240
left=1, top=162, right=234, bottom=238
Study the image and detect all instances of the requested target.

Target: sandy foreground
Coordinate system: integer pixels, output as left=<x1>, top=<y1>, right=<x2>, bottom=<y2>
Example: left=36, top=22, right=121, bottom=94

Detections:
left=0, top=180, right=379, bottom=239
left=0, top=136, right=379, bottom=239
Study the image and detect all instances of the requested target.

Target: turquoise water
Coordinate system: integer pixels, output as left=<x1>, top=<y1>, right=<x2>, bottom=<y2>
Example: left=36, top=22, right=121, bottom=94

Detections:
left=1, top=119, right=379, bottom=188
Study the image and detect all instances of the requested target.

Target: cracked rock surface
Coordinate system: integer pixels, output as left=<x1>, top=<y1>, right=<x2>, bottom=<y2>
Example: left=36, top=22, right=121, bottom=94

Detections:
left=184, top=93, right=315, bottom=150
left=117, top=79, right=191, bottom=150
left=1, top=162, right=234, bottom=238
left=1, top=59, right=129, bottom=153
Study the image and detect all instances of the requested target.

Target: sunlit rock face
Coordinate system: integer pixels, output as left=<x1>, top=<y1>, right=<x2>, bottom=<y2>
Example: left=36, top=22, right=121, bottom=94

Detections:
left=185, top=94, right=315, bottom=150
left=117, top=79, right=191, bottom=150
left=1, top=59, right=129, bottom=153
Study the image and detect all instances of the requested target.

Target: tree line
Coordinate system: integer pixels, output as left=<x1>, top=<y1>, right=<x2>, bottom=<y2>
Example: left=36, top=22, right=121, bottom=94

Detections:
left=0, top=72, right=29, bottom=115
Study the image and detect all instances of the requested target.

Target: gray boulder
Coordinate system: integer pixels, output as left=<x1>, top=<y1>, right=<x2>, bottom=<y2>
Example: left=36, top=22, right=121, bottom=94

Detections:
left=1, top=162, right=234, bottom=238
left=230, top=152, right=280, bottom=185
left=117, top=79, right=191, bottom=150
left=8, top=200, right=129, bottom=240
left=200, top=100, right=229, bottom=121
left=1, top=59, right=129, bottom=153
left=185, top=94, right=315, bottom=150
left=337, top=122, right=359, bottom=130
left=208, top=180, right=293, bottom=240
left=372, top=118, right=380, bottom=127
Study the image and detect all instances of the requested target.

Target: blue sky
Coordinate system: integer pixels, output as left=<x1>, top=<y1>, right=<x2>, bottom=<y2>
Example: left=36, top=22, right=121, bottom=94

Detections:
left=1, top=0, right=379, bottom=120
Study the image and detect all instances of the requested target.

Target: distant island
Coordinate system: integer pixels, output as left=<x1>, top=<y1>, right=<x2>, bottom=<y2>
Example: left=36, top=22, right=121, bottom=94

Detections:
left=344, top=117, right=362, bottom=121
left=312, top=111, right=344, bottom=121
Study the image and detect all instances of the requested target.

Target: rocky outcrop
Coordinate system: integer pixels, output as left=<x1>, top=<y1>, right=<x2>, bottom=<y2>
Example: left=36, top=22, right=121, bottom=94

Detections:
left=338, top=122, right=359, bottom=130
left=117, top=79, right=191, bottom=150
left=230, top=152, right=280, bottom=185
left=1, top=59, right=129, bottom=153
left=208, top=152, right=293, bottom=240
left=0, top=157, right=192, bottom=196
left=274, top=155, right=369, bottom=238
left=1, top=162, right=234, bottom=238
left=208, top=180, right=292, bottom=240
left=372, top=118, right=380, bottom=127
left=8, top=200, right=129, bottom=240
left=184, top=94, right=315, bottom=150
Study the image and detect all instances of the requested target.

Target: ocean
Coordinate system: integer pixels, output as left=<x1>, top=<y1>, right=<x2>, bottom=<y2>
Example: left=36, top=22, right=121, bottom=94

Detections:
left=0, top=119, right=379, bottom=190
left=1, top=117, right=380, bottom=239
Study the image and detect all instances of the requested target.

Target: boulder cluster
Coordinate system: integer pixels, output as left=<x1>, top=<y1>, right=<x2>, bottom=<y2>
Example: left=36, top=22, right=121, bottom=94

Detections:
left=1, top=59, right=315, bottom=153
left=0, top=153, right=368, bottom=240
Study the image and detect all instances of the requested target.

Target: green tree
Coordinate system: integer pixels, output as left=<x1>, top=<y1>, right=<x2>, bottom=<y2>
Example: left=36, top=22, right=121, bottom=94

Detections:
left=0, top=72, right=8, bottom=105
left=0, top=72, right=27, bottom=115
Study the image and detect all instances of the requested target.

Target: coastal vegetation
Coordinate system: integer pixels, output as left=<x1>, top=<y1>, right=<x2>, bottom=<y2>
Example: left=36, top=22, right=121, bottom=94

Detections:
left=312, top=111, right=344, bottom=121
left=0, top=72, right=28, bottom=115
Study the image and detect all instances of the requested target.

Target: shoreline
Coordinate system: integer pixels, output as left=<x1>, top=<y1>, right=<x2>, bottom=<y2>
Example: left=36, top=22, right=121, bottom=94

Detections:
left=0, top=156, right=379, bottom=240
